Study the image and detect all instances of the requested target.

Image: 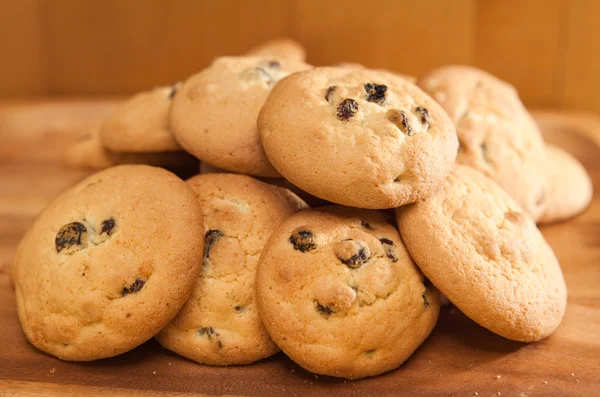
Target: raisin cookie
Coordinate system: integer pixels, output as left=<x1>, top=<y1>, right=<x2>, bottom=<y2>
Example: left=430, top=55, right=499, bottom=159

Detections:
left=258, top=67, right=458, bottom=208
left=99, top=85, right=181, bottom=152
left=246, top=37, right=306, bottom=62
left=256, top=206, right=440, bottom=379
left=538, top=144, right=593, bottom=224
left=170, top=56, right=311, bottom=177
left=12, top=165, right=204, bottom=360
left=156, top=173, right=307, bottom=365
left=396, top=165, right=567, bottom=342
left=65, top=125, right=199, bottom=172
left=418, top=65, right=547, bottom=220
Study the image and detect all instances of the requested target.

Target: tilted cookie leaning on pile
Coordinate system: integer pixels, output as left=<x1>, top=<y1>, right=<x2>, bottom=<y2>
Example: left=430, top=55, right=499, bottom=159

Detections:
left=15, top=37, right=591, bottom=379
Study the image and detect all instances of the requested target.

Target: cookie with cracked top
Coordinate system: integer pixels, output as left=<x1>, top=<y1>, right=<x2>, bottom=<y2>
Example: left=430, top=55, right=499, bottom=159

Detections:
left=396, top=165, right=567, bottom=342
left=12, top=165, right=204, bottom=360
left=418, top=65, right=547, bottom=220
left=258, top=67, right=458, bottom=208
left=99, top=85, right=182, bottom=152
left=170, top=56, right=311, bottom=177
left=256, top=206, right=439, bottom=379
left=156, top=173, right=307, bottom=365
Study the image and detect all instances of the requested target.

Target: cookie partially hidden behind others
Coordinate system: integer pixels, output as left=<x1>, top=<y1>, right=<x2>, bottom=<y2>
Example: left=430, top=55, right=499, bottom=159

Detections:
left=170, top=56, right=311, bottom=177
left=256, top=206, right=439, bottom=379
left=12, top=165, right=204, bottom=360
left=258, top=67, right=458, bottom=209
left=396, top=165, right=567, bottom=342
left=156, top=173, right=307, bottom=365
left=538, top=144, right=593, bottom=224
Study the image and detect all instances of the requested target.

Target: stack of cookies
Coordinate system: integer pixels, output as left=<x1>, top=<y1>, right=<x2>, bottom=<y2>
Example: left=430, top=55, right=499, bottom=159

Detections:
left=13, top=38, right=592, bottom=380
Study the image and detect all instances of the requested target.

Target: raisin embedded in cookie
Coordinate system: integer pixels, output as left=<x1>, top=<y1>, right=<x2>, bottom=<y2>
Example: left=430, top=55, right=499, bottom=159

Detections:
left=258, top=67, right=458, bottom=209
left=396, top=165, right=567, bottom=342
left=12, top=165, right=204, bottom=361
left=170, top=56, right=311, bottom=177
left=418, top=65, right=547, bottom=220
left=538, top=144, right=592, bottom=224
left=256, top=206, right=440, bottom=379
left=99, top=85, right=182, bottom=153
left=156, top=173, right=308, bottom=366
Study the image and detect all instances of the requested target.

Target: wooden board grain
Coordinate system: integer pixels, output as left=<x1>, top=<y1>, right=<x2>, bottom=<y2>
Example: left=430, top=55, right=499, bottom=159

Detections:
left=0, top=101, right=599, bottom=396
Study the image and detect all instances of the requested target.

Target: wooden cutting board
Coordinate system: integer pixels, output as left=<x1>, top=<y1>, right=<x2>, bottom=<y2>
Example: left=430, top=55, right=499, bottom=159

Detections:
left=0, top=101, right=599, bottom=397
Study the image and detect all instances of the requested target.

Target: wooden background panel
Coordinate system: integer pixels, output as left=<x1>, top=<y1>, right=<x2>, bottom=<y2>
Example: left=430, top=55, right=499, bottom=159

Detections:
left=3, top=0, right=600, bottom=113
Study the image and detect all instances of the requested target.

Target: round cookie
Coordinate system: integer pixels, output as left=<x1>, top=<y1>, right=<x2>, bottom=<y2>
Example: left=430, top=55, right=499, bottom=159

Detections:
left=418, top=65, right=547, bottom=220
left=170, top=56, right=311, bottom=177
left=258, top=67, right=458, bottom=208
left=256, top=206, right=440, bottom=379
left=538, top=144, right=593, bottom=224
left=12, top=165, right=204, bottom=360
left=246, top=37, right=306, bottom=62
left=65, top=125, right=199, bottom=174
left=156, top=173, right=307, bottom=365
left=99, top=84, right=181, bottom=152
left=396, top=165, right=567, bottom=342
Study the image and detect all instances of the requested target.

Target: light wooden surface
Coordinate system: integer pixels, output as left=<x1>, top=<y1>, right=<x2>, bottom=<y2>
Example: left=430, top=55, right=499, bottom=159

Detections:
left=3, top=0, right=600, bottom=114
left=0, top=101, right=599, bottom=396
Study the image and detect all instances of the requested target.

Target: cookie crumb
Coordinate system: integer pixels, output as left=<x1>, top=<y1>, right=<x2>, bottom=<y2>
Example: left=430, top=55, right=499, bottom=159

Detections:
left=543, top=381, right=548, bottom=384
left=496, top=375, right=501, bottom=379
left=49, top=368, right=56, bottom=374
left=571, top=373, right=575, bottom=376
left=497, top=392, right=501, bottom=396
left=153, top=371, right=157, bottom=375
left=168, top=362, right=172, bottom=365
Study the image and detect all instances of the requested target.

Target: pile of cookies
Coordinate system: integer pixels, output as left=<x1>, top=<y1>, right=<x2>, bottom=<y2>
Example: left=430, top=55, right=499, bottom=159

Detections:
left=13, top=38, right=592, bottom=380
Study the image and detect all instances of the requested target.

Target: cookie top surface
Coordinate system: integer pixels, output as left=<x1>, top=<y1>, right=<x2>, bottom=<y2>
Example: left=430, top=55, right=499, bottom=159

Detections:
left=12, top=165, right=204, bottom=360
left=256, top=206, right=439, bottom=379
left=396, top=165, right=567, bottom=342
left=539, top=145, right=593, bottom=224
left=156, top=173, right=307, bottom=365
left=170, top=56, right=311, bottom=177
left=99, top=85, right=181, bottom=152
left=246, top=37, right=306, bottom=62
left=258, top=67, right=458, bottom=209
left=418, top=65, right=547, bottom=219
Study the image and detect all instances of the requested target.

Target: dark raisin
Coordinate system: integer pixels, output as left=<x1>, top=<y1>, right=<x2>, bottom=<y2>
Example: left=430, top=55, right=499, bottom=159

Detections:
left=100, top=218, right=115, bottom=236
left=414, top=106, right=431, bottom=129
left=422, top=289, right=430, bottom=308
left=121, top=278, right=145, bottom=296
left=316, top=302, right=334, bottom=316
left=337, top=245, right=370, bottom=269
left=364, top=83, right=387, bottom=105
left=234, top=305, right=245, bottom=312
left=204, top=229, right=224, bottom=259
left=387, top=109, right=414, bottom=135
left=336, top=98, right=358, bottom=121
left=217, top=340, right=223, bottom=349
left=379, top=238, right=394, bottom=246
left=364, top=349, right=376, bottom=354
left=198, top=327, right=215, bottom=338
left=379, top=238, right=398, bottom=262
left=169, top=83, right=180, bottom=99
left=360, top=220, right=373, bottom=229
left=268, top=60, right=280, bottom=69
left=55, top=222, right=87, bottom=253
left=325, top=85, right=337, bottom=102
left=289, top=228, right=317, bottom=252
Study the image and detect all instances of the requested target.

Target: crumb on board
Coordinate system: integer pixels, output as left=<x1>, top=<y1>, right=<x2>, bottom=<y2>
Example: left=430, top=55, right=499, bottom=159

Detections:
left=153, top=371, right=156, bottom=375
left=49, top=368, right=56, bottom=374
left=496, top=375, right=501, bottom=379
left=571, top=373, right=575, bottom=376
left=497, top=392, right=501, bottom=395
left=168, top=362, right=172, bottom=366
left=544, top=381, right=548, bottom=384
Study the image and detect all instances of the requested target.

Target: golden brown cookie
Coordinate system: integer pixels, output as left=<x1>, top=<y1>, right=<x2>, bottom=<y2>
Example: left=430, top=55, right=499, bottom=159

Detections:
left=418, top=65, right=547, bottom=220
left=156, top=173, right=307, bottom=365
left=396, top=165, right=567, bottom=342
left=13, top=165, right=204, bottom=360
left=258, top=67, right=458, bottom=208
left=99, top=85, right=182, bottom=152
left=170, top=56, right=311, bottom=177
left=538, top=144, right=593, bottom=224
left=256, top=206, right=440, bottom=379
